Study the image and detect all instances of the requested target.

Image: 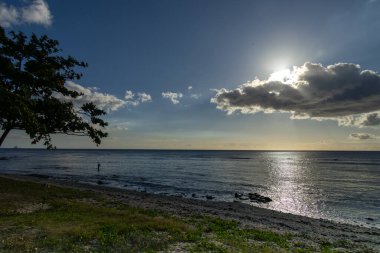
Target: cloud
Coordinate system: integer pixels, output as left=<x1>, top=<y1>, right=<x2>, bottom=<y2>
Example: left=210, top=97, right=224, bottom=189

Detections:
left=338, top=112, right=380, bottom=128
left=349, top=133, right=377, bottom=140
left=360, top=113, right=380, bottom=126
left=138, top=92, right=152, bottom=103
left=59, top=86, right=151, bottom=112
left=162, top=91, right=183, bottom=104
left=107, top=121, right=129, bottom=131
left=186, top=86, right=202, bottom=99
left=124, top=90, right=134, bottom=100
left=0, top=0, right=52, bottom=27
left=212, top=62, right=380, bottom=128
left=124, top=90, right=152, bottom=106
left=0, top=3, right=18, bottom=27
left=55, top=81, right=126, bottom=112
left=190, top=93, right=202, bottom=99
left=21, top=0, right=52, bottom=26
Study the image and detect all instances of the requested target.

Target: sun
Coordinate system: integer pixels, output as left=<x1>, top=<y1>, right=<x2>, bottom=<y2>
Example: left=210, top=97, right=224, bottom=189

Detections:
left=268, top=68, right=293, bottom=84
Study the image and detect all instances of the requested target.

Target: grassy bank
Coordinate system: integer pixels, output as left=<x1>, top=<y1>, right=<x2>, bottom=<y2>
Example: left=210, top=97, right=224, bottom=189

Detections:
left=0, top=177, right=374, bottom=253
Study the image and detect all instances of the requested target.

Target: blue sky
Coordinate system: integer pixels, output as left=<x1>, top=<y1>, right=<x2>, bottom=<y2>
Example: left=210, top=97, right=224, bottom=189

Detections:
left=1, top=0, right=380, bottom=150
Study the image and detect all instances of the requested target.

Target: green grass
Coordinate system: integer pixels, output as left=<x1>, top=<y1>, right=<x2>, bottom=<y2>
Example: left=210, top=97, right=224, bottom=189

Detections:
left=0, top=177, right=375, bottom=252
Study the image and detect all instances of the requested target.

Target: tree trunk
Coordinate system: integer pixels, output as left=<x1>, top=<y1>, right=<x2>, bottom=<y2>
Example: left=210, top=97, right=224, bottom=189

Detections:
left=0, top=127, right=11, bottom=147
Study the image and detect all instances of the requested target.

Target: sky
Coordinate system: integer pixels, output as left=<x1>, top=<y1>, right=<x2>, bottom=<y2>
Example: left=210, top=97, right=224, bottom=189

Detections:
left=1, top=0, right=380, bottom=150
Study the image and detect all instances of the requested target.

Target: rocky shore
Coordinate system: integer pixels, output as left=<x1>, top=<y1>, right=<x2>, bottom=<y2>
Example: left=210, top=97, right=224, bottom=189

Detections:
left=1, top=173, right=380, bottom=252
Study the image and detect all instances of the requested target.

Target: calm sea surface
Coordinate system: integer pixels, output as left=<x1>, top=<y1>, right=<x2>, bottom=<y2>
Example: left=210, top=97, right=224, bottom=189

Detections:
left=1, top=149, right=379, bottom=228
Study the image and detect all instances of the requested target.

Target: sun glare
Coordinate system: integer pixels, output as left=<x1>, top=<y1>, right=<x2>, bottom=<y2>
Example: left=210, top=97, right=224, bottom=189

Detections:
left=269, top=68, right=293, bottom=84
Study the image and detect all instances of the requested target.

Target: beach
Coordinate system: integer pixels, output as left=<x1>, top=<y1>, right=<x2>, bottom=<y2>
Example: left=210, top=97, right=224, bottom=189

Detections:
left=1, top=173, right=379, bottom=252
left=1, top=149, right=379, bottom=230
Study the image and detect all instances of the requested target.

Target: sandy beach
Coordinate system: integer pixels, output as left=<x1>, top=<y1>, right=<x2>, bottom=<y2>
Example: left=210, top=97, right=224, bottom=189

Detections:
left=1, top=173, right=379, bottom=252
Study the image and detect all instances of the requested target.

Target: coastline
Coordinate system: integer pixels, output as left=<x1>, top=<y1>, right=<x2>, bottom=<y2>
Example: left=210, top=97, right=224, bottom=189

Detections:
left=1, top=173, right=379, bottom=252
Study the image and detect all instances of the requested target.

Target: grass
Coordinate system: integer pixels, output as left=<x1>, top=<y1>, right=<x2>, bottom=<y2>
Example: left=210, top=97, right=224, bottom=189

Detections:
left=0, top=177, right=375, bottom=252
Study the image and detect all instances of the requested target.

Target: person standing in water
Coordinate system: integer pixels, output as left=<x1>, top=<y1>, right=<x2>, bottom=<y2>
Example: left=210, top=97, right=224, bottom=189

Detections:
left=97, top=163, right=100, bottom=172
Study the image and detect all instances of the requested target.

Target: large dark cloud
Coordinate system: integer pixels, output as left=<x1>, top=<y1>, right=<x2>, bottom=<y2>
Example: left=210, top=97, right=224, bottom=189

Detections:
left=212, top=62, right=380, bottom=127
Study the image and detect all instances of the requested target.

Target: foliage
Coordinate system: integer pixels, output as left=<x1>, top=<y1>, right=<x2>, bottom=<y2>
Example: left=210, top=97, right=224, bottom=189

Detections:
left=0, top=26, right=107, bottom=148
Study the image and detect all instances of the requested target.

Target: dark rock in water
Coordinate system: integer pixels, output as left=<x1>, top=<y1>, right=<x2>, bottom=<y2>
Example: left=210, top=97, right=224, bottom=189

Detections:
left=248, top=192, right=272, bottom=203
left=366, top=217, right=374, bottom=221
left=248, top=193, right=260, bottom=198
left=192, top=193, right=197, bottom=198
left=234, top=193, right=243, bottom=198
left=263, top=197, right=272, bottom=202
left=206, top=195, right=214, bottom=200
left=97, top=180, right=104, bottom=185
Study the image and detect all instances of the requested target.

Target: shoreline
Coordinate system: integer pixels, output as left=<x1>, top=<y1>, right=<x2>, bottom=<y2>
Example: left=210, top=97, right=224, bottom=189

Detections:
left=1, top=173, right=379, bottom=251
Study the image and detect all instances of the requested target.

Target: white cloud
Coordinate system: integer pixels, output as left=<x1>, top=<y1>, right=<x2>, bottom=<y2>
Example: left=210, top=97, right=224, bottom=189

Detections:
left=212, top=62, right=380, bottom=128
left=349, top=133, right=377, bottom=140
left=138, top=92, right=152, bottom=103
left=0, top=0, right=52, bottom=27
left=124, top=90, right=134, bottom=100
left=162, top=91, right=183, bottom=104
left=55, top=81, right=126, bottom=112
left=108, top=122, right=129, bottom=131
left=0, top=3, right=18, bottom=27
left=124, top=90, right=152, bottom=106
left=186, top=86, right=201, bottom=99
left=21, top=0, right=52, bottom=26
left=190, top=93, right=202, bottom=99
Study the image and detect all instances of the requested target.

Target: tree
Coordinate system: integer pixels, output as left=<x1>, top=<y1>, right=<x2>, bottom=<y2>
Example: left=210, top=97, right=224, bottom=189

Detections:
left=0, top=26, right=108, bottom=149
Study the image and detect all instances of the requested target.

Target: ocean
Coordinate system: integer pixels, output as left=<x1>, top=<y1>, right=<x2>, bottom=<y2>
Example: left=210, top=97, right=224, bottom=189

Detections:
left=0, top=149, right=379, bottom=228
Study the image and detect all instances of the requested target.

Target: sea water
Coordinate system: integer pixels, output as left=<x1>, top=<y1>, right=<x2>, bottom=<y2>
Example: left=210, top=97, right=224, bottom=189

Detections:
left=0, top=149, right=379, bottom=228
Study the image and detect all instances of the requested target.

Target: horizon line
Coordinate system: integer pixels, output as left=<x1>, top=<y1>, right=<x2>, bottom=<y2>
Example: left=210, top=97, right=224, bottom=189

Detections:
left=1, top=147, right=380, bottom=152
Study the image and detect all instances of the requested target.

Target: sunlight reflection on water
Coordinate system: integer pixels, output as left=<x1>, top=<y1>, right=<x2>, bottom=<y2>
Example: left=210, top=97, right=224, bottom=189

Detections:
left=265, top=152, right=324, bottom=218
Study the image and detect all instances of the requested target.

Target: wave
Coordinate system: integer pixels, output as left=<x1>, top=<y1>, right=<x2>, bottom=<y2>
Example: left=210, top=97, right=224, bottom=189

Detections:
left=189, top=155, right=253, bottom=160
left=317, top=161, right=380, bottom=166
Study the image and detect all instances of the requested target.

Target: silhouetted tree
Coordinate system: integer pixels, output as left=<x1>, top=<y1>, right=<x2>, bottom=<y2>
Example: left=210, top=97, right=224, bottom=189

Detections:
left=0, top=27, right=108, bottom=149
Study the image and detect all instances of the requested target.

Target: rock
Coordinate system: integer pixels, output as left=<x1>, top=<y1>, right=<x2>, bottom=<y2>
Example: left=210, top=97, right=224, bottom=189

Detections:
left=235, top=193, right=243, bottom=198
left=366, top=217, right=374, bottom=221
left=192, top=193, right=197, bottom=198
left=97, top=180, right=104, bottom=185
left=264, top=197, right=272, bottom=202
left=248, top=192, right=272, bottom=203
left=248, top=193, right=260, bottom=198
left=206, top=195, right=214, bottom=200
